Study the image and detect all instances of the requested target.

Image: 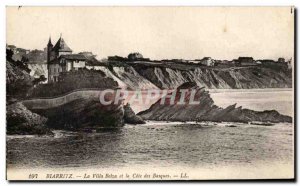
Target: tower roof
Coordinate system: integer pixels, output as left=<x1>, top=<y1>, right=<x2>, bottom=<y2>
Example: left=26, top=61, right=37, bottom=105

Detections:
left=52, top=37, right=72, bottom=52
left=47, top=37, right=53, bottom=46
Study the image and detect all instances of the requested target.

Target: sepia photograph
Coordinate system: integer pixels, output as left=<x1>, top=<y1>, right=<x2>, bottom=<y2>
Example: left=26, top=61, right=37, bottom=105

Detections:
left=5, top=6, right=295, bottom=180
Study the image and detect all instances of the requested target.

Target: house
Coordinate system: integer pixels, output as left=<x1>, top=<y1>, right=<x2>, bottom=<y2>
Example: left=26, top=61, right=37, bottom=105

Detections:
left=260, top=59, right=288, bottom=69
left=278, top=58, right=285, bottom=63
left=47, top=36, right=88, bottom=83
left=214, top=60, right=235, bottom=67
left=198, top=57, right=215, bottom=66
left=16, top=48, right=30, bottom=55
left=234, top=57, right=257, bottom=66
left=79, top=52, right=96, bottom=58
left=6, top=45, right=31, bottom=61
left=287, top=58, right=292, bottom=69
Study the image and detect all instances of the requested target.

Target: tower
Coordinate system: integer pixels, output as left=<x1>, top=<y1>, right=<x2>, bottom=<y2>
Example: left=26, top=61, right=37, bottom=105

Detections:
left=47, top=37, right=53, bottom=82
left=47, top=37, right=53, bottom=63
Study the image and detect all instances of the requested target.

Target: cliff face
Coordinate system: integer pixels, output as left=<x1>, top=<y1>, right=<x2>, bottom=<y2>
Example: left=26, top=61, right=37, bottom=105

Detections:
left=26, top=60, right=292, bottom=90
left=132, top=65, right=292, bottom=89
left=88, top=64, right=292, bottom=90
left=27, top=63, right=48, bottom=79
left=110, top=66, right=158, bottom=90
left=138, top=82, right=292, bottom=123
left=88, top=66, right=158, bottom=90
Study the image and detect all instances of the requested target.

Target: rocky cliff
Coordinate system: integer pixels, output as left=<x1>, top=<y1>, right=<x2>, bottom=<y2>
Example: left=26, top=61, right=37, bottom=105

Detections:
left=25, top=60, right=292, bottom=90
left=138, top=82, right=292, bottom=123
left=132, top=65, right=292, bottom=89
left=7, top=102, right=51, bottom=135
left=110, top=66, right=158, bottom=90
left=123, top=103, right=145, bottom=124
left=88, top=63, right=292, bottom=90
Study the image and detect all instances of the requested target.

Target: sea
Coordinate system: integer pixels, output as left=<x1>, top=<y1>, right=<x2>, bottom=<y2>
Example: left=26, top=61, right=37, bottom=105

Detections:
left=6, top=89, right=294, bottom=179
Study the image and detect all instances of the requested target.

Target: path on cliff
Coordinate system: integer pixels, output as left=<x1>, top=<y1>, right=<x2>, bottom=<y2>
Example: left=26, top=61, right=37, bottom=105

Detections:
left=22, top=89, right=106, bottom=110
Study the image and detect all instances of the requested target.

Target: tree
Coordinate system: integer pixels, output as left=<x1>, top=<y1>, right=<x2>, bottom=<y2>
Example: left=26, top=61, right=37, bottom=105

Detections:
left=21, top=55, right=29, bottom=63
left=6, top=49, right=13, bottom=62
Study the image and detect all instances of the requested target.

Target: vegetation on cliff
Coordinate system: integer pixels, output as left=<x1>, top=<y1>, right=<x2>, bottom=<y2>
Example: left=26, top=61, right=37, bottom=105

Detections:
left=6, top=49, right=33, bottom=101
left=29, top=68, right=119, bottom=98
left=6, top=49, right=51, bottom=134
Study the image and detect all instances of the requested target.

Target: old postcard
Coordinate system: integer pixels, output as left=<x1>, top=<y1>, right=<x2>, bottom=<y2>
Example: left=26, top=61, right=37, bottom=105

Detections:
left=6, top=6, right=294, bottom=180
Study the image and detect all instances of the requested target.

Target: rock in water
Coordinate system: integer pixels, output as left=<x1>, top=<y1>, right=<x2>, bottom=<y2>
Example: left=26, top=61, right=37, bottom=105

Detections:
left=25, top=96, right=125, bottom=130
left=6, top=102, right=51, bottom=135
left=123, top=103, right=145, bottom=124
left=138, top=82, right=292, bottom=123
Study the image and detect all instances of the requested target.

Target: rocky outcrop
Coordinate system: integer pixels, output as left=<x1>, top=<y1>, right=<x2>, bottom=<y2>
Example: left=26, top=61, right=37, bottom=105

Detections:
left=6, top=102, right=51, bottom=135
left=8, top=66, right=125, bottom=132
left=28, top=97, right=124, bottom=130
left=123, top=103, right=145, bottom=124
left=138, top=82, right=292, bottom=123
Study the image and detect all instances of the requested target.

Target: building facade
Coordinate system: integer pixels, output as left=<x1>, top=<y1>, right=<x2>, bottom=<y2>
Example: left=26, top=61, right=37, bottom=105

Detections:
left=47, top=37, right=87, bottom=83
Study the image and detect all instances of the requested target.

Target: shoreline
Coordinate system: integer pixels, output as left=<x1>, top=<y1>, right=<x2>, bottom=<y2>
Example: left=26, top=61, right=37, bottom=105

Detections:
left=6, top=121, right=293, bottom=138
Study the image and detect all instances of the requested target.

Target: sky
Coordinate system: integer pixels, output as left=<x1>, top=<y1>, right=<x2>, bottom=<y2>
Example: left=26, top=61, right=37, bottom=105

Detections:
left=6, top=6, right=294, bottom=60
